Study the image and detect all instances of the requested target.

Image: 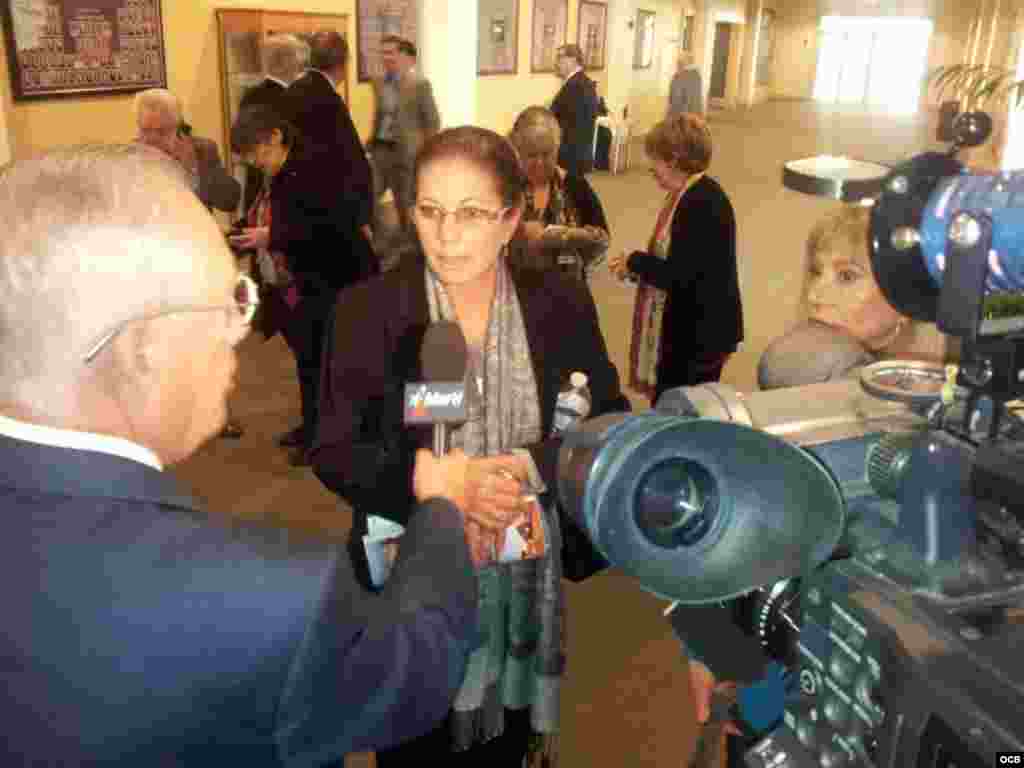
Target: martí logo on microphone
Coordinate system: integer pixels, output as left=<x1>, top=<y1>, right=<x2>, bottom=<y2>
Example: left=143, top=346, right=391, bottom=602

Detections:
left=404, top=383, right=466, bottom=423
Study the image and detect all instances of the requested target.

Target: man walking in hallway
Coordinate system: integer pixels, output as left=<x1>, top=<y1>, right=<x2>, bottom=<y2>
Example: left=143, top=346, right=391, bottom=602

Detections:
left=370, top=35, right=440, bottom=260
left=550, top=44, right=600, bottom=176
left=667, top=53, right=705, bottom=118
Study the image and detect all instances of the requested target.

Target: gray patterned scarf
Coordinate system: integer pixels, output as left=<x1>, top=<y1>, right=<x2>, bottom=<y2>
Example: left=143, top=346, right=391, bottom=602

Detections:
left=425, top=259, right=565, bottom=765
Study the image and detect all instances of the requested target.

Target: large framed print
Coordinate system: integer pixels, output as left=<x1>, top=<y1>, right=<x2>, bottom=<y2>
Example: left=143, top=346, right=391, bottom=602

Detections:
left=478, top=0, right=518, bottom=76
left=356, top=0, right=417, bottom=83
left=577, top=1, right=606, bottom=71
left=2, top=0, right=167, bottom=101
left=633, top=9, right=655, bottom=70
left=216, top=10, right=349, bottom=179
left=530, top=0, right=566, bottom=73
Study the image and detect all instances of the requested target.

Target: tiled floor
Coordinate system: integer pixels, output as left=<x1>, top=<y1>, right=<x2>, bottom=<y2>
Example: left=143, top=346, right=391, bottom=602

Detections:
left=171, top=99, right=941, bottom=767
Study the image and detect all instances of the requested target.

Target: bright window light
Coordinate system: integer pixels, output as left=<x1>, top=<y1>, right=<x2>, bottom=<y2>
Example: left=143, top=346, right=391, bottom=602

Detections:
left=1002, top=38, right=1024, bottom=170
left=813, top=17, right=933, bottom=115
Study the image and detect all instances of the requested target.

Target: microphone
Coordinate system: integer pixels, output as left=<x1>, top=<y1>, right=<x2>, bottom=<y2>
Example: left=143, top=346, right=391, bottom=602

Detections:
left=404, top=321, right=469, bottom=456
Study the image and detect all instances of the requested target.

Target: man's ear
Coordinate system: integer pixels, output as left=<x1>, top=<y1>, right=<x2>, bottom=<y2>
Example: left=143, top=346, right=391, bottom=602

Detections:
left=111, top=321, right=174, bottom=382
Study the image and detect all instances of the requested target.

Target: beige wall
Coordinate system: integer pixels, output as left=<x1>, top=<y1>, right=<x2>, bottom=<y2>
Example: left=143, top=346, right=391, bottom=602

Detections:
left=476, top=0, right=610, bottom=136
left=0, top=0, right=622, bottom=158
left=0, top=0, right=386, bottom=160
left=627, top=0, right=684, bottom=133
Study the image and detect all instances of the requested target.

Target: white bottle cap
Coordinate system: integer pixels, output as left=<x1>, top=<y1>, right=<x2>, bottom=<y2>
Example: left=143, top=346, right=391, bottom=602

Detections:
left=570, top=371, right=588, bottom=388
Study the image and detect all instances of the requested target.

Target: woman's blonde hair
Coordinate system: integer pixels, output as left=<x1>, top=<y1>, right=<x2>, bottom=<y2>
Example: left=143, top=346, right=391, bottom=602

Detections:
left=802, top=205, right=872, bottom=304
left=644, top=113, right=712, bottom=175
left=509, top=106, right=562, bottom=167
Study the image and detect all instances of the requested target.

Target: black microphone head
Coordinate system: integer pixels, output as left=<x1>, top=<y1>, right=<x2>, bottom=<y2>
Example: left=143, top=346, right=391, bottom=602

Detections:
left=421, top=321, right=468, bottom=382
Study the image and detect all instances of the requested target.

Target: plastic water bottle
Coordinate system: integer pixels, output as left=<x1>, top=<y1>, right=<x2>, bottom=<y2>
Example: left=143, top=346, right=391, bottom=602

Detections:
left=552, top=372, right=592, bottom=435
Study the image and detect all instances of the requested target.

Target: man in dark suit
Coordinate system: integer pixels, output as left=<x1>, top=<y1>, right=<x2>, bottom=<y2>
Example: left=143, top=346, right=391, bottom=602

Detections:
left=272, top=29, right=378, bottom=459
left=550, top=44, right=600, bottom=176
left=0, top=144, right=479, bottom=767
left=239, top=33, right=308, bottom=215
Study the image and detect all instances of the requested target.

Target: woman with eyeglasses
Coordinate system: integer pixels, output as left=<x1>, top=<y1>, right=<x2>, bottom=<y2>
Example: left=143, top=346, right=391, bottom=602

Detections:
left=312, top=126, right=629, bottom=767
left=608, top=113, right=743, bottom=404
left=507, top=106, right=609, bottom=281
left=229, top=104, right=378, bottom=466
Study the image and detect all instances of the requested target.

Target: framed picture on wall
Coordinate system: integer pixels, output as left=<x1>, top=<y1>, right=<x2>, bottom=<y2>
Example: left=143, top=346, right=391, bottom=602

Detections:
left=355, top=0, right=417, bottom=82
left=1, top=0, right=167, bottom=101
left=478, top=0, right=518, bottom=75
left=681, top=13, right=694, bottom=52
left=216, top=9, right=350, bottom=179
left=633, top=9, right=656, bottom=70
left=531, top=0, right=567, bottom=73
left=756, top=9, right=775, bottom=86
left=577, top=1, right=606, bottom=71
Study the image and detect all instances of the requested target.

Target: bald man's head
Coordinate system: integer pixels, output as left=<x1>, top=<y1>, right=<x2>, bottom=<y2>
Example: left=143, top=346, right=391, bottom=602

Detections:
left=0, top=144, right=236, bottom=421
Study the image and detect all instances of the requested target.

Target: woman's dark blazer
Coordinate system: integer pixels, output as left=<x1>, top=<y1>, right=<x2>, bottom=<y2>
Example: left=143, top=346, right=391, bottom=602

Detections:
left=267, top=141, right=378, bottom=298
left=626, top=174, right=744, bottom=385
left=311, top=258, right=630, bottom=538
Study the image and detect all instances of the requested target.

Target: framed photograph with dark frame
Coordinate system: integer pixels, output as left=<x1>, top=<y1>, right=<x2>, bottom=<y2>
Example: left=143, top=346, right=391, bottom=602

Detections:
left=355, top=0, right=417, bottom=83
left=577, top=1, right=606, bottom=71
left=2, top=0, right=167, bottom=101
left=633, top=9, right=655, bottom=70
left=478, top=0, right=518, bottom=76
left=530, top=0, right=566, bottom=73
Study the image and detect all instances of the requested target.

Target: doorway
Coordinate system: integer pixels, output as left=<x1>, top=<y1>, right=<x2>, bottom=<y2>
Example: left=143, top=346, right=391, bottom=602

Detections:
left=709, top=22, right=732, bottom=100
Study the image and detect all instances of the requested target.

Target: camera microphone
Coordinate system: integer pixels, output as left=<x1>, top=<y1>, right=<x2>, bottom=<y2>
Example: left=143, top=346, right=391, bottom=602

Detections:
left=404, top=321, right=469, bottom=457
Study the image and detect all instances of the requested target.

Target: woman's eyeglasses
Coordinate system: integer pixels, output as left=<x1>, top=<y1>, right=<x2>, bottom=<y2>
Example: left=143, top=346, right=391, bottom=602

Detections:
left=82, top=274, right=260, bottom=364
left=412, top=201, right=509, bottom=228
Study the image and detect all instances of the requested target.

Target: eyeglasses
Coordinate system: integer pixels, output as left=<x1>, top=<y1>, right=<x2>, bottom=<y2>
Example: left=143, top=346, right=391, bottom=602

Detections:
left=412, top=201, right=509, bottom=229
left=82, top=274, right=260, bottom=364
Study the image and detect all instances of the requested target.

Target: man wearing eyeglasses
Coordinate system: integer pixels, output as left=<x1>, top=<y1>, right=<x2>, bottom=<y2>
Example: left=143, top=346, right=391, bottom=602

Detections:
left=0, top=144, right=479, bottom=766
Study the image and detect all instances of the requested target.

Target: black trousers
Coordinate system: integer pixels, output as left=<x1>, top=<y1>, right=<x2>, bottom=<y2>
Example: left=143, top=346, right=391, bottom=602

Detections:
left=280, top=289, right=336, bottom=445
left=653, top=351, right=731, bottom=406
left=375, top=708, right=532, bottom=768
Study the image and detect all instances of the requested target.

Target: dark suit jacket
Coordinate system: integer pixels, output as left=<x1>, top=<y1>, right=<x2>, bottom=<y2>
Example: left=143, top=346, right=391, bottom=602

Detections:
left=194, top=135, right=241, bottom=213
left=550, top=70, right=599, bottom=176
left=282, top=70, right=374, bottom=230
left=627, top=174, right=744, bottom=392
left=311, top=259, right=630, bottom=539
left=267, top=140, right=378, bottom=297
left=239, top=77, right=288, bottom=214
left=0, top=434, right=478, bottom=765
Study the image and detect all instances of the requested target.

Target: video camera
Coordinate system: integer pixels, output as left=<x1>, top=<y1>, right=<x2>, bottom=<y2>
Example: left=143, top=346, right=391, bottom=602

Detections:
left=556, top=112, right=1024, bottom=767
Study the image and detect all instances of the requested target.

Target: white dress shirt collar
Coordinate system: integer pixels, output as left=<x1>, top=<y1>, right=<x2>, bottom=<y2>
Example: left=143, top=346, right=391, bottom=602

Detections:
left=267, top=75, right=290, bottom=88
left=0, top=412, right=163, bottom=471
left=565, top=65, right=583, bottom=81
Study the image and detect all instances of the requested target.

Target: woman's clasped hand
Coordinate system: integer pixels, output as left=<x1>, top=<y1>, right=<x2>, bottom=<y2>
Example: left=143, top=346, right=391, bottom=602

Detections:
left=413, top=448, right=529, bottom=566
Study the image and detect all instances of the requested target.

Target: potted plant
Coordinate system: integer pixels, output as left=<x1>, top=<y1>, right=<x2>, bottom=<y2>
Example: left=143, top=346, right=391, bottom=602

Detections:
left=925, top=64, right=1024, bottom=141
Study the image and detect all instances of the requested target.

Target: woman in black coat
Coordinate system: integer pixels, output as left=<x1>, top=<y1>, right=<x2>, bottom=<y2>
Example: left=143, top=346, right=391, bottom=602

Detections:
left=229, top=105, right=378, bottom=464
left=608, top=114, right=743, bottom=404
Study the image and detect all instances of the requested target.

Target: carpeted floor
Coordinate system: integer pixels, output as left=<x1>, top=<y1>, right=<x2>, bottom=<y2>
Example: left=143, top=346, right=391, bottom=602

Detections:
left=171, top=98, right=941, bottom=767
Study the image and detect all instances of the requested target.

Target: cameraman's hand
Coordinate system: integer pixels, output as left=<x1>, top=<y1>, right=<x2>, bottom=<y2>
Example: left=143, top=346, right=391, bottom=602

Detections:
left=689, top=661, right=742, bottom=736
left=229, top=226, right=270, bottom=251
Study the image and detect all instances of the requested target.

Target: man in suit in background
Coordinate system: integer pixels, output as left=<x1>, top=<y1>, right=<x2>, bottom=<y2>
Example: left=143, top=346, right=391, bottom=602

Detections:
left=369, top=35, right=440, bottom=260
left=135, top=88, right=241, bottom=215
left=667, top=52, right=705, bottom=118
left=135, top=87, right=245, bottom=439
left=0, top=143, right=479, bottom=766
left=240, top=33, right=309, bottom=215
left=273, top=30, right=377, bottom=456
left=550, top=44, right=600, bottom=176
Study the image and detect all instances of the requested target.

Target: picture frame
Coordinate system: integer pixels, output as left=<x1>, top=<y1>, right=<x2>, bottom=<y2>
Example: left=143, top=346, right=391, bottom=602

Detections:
left=355, top=0, right=417, bottom=83
left=478, top=0, right=519, bottom=76
left=633, top=9, right=656, bottom=70
left=2, top=0, right=167, bottom=101
left=577, top=1, right=607, bottom=71
left=756, top=8, right=775, bottom=86
left=216, top=9, right=350, bottom=179
left=530, top=0, right=567, bottom=73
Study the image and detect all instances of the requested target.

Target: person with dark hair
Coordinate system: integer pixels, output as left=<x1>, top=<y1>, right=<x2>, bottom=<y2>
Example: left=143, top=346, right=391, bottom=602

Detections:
left=508, top=105, right=609, bottom=282
left=550, top=44, right=600, bottom=176
left=0, top=143, right=479, bottom=766
left=239, top=33, right=309, bottom=214
left=312, top=125, right=630, bottom=767
left=370, top=34, right=441, bottom=262
left=608, top=113, right=743, bottom=403
left=230, top=104, right=376, bottom=466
